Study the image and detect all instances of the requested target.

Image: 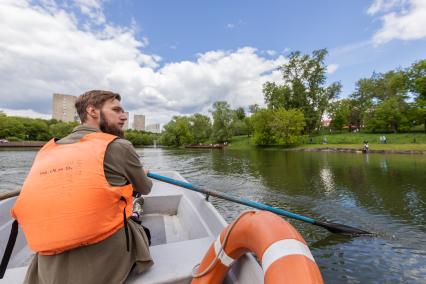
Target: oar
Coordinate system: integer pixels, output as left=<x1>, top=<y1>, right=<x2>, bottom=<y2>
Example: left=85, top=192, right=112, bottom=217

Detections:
left=147, top=172, right=372, bottom=236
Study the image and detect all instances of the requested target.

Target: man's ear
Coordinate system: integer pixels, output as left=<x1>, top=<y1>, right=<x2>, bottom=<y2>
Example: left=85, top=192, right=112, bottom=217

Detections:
left=86, top=105, right=99, bottom=119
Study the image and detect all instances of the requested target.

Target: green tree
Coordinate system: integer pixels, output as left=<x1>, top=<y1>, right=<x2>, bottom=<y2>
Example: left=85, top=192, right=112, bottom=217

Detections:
left=249, top=104, right=260, bottom=114
left=211, top=101, right=233, bottom=143
left=271, top=108, right=305, bottom=145
left=231, top=120, right=248, bottom=136
left=234, top=107, right=246, bottom=120
left=49, top=122, right=78, bottom=139
left=189, top=113, right=212, bottom=143
left=251, top=109, right=276, bottom=145
left=231, top=107, right=248, bottom=136
left=263, top=49, right=341, bottom=133
left=162, top=116, right=193, bottom=146
left=364, top=97, right=411, bottom=133
left=125, top=130, right=155, bottom=146
left=375, top=70, right=409, bottom=101
left=408, top=59, right=426, bottom=131
left=0, top=116, right=26, bottom=140
left=22, top=119, right=50, bottom=140
left=352, top=69, right=411, bottom=132
left=329, top=99, right=352, bottom=131
left=350, top=78, right=375, bottom=129
left=244, top=116, right=253, bottom=137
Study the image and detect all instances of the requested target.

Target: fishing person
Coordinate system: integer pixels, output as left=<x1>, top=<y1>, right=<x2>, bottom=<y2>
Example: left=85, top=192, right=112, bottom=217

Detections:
left=9, top=90, right=153, bottom=283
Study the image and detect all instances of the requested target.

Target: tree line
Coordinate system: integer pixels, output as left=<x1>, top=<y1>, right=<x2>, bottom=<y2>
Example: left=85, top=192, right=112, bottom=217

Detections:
left=0, top=113, right=78, bottom=141
left=0, top=112, right=158, bottom=146
left=159, top=102, right=252, bottom=146
left=330, top=60, right=425, bottom=133
left=161, top=49, right=425, bottom=147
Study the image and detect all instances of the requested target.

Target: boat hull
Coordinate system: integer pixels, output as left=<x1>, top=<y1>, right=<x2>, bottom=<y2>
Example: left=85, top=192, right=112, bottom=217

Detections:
left=0, top=171, right=263, bottom=283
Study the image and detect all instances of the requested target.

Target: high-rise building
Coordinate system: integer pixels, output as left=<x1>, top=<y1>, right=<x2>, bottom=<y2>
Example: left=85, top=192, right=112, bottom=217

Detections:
left=133, top=115, right=145, bottom=131
left=146, top=123, right=161, bottom=133
left=52, top=93, right=78, bottom=122
left=123, top=112, right=129, bottom=130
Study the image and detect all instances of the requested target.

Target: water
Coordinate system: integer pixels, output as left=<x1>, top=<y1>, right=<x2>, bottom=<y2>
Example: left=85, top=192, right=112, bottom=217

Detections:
left=1, top=148, right=426, bottom=283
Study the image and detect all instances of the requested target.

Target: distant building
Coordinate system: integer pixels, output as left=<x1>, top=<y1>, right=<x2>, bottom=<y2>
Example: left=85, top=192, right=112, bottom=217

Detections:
left=123, top=112, right=129, bottom=130
left=133, top=115, right=145, bottom=131
left=146, top=123, right=161, bottom=133
left=52, top=93, right=78, bottom=122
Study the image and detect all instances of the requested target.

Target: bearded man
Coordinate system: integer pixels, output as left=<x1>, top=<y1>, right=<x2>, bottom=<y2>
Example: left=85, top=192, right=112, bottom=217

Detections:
left=12, top=90, right=153, bottom=284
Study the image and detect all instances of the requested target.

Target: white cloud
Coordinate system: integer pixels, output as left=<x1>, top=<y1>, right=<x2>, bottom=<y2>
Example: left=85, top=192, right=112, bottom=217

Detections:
left=369, top=0, right=426, bottom=44
left=0, top=1, right=286, bottom=125
left=329, top=41, right=371, bottom=56
left=367, top=0, right=407, bottom=15
left=0, top=108, right=51, bottom=120
left=74, top=0, right=105, bottom=25
left=266, top=50, right=277, bottom=56
left=226, top=20, right=243, bottom=30
left=326, top=64, right=339, bottom=74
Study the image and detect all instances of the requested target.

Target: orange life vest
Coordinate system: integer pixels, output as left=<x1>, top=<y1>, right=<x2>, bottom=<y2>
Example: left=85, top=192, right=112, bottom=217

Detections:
left=11, top=132, right=133, bottom=255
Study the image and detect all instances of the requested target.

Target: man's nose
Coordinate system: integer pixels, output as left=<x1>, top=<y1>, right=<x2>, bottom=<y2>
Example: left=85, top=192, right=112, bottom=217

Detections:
left=120, top=113, right=127, bottom=120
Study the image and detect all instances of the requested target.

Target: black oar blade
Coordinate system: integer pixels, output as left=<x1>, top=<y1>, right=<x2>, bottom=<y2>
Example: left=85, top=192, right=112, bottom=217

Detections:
left=315, top=220, right=372, bottom=236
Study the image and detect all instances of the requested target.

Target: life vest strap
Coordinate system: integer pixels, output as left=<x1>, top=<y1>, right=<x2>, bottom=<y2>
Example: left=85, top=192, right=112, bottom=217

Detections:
left=120, top=196, right=130, bottom=252
left=0, top=220, right=18, bottom=279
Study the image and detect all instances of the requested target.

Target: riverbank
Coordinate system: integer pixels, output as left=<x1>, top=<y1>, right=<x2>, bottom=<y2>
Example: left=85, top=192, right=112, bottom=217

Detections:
left=228, top=135, right=426, bottom=154
left=0, top=141, right=46, bottom=147
left=294, top=144, right=426, bottom=154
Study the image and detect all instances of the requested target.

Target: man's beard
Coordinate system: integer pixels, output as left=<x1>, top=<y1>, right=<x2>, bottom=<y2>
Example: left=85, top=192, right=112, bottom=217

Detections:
left=100, top=111, right=124, bottom=138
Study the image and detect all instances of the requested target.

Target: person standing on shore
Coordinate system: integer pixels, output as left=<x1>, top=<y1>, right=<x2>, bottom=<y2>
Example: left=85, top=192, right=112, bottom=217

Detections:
left=10, top=90, right=153, bottom=283
left=363, top=140, right=369, bottom=153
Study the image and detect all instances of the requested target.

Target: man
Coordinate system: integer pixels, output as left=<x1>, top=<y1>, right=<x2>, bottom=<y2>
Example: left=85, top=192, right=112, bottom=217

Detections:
left=12, top=90, right=153, bottom=283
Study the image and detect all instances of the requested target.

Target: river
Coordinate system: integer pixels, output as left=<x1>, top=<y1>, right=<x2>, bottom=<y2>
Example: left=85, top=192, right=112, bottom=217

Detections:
left=1, top=148, right=425, bottom=283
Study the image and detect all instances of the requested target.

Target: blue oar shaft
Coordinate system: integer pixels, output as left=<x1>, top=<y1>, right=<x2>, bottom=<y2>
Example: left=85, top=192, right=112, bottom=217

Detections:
left=147, top=172, right=315, bottom=224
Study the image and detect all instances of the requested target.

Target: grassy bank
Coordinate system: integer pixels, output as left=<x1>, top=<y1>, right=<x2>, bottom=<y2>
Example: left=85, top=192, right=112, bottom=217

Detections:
left=308, top=132, right=426, bottom=144
left=228, top=135, right=255, bottom=150
left=295, top=143, right=426, bottom=151
left=228, top=133, right=426, bottom=152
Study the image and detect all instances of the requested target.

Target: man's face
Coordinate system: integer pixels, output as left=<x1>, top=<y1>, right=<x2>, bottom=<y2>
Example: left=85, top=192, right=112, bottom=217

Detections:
left=99, top=99, right=127, bottom=138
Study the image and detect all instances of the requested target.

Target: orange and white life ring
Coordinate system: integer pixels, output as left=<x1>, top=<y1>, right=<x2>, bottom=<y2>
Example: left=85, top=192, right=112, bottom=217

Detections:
left=192, top=211, right=324, bottom=284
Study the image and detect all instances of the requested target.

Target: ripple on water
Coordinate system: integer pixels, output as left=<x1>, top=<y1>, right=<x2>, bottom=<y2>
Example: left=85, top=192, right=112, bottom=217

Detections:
left=2, top=148, right=426, bottom=283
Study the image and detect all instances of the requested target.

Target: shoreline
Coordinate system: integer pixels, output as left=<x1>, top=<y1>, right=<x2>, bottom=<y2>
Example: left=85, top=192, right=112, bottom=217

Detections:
left=2, top=141, right=426, bottom=155
left=293, top=146, right=426, bottom=155
left=0, top=141, right=46, bottom=147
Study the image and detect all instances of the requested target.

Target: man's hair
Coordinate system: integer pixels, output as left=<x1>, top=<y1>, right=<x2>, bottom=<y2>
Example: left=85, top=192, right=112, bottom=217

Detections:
left=75, top=90, right=121, bottom=122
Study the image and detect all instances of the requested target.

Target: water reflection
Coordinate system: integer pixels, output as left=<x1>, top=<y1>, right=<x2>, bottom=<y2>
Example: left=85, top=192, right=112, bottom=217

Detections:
left=1, top=148, right=426, bottom=283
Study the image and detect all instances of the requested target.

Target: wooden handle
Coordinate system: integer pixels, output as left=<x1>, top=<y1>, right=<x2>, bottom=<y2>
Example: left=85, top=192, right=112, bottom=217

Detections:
left=0, top=189, right=21, bottom=201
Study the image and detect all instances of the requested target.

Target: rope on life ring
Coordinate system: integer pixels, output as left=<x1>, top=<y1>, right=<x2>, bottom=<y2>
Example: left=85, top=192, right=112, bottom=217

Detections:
left=192, top=210, right=324, bottom=284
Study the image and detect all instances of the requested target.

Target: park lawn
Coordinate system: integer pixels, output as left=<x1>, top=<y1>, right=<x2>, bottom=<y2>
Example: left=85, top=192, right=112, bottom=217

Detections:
left=295, top=143, right=426, bottom=151
left=309, top=132, right=426, bottom=144
left=227, top=134, right=426, bottom=151
left=228, top=135, right=254, bottom=150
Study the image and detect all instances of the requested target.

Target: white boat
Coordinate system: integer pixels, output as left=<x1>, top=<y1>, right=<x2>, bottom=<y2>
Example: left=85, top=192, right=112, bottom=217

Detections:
left=0, top=171, right=263, bottom=283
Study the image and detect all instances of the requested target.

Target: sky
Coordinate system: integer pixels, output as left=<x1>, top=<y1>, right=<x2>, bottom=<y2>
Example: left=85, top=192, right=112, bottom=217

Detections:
left=1, top=0, right=426, bottom=126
